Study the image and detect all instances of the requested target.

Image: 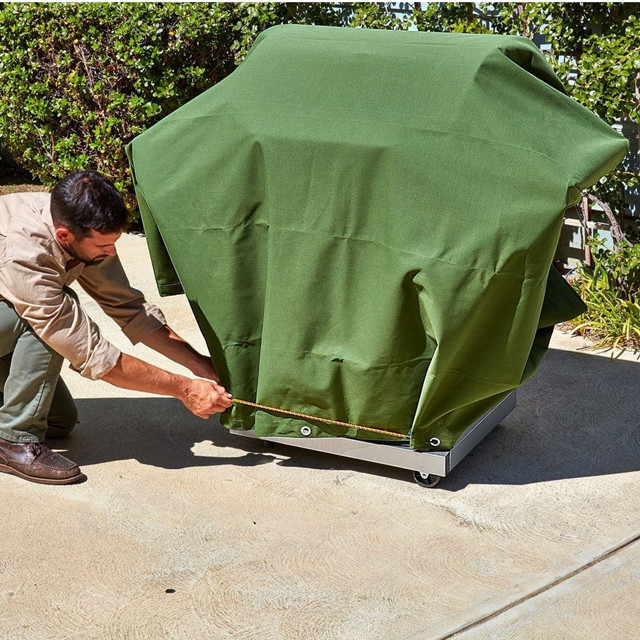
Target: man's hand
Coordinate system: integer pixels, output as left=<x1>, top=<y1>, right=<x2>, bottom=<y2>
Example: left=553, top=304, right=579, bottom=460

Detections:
left=181, top=378, right=233, bottom=419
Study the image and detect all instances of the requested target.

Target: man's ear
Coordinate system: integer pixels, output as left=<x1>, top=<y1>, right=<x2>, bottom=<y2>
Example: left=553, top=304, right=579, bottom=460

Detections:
left=54, top=226, right=74, bottom=245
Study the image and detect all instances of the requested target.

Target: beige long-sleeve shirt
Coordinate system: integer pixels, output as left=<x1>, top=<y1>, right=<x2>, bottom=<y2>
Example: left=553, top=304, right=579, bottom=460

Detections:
left=0, top=192, right=166, bottom=380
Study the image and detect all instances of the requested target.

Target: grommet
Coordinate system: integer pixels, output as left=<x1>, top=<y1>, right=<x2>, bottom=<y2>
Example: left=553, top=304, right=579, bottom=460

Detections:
left=429, top=437, right=441, bottom=447
left=300, top=425, right=312, bottom=437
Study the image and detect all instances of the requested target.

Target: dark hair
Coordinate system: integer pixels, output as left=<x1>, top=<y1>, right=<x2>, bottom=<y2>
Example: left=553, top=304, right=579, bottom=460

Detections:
left=50, top=171, right=129, bottom=236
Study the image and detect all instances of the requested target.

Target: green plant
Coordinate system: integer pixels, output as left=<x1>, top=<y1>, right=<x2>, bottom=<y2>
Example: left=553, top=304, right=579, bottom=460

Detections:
left=0, top=4, right=234, bottom=210
left=0, top=2, right=344, bottom=217
left=570, top=236, right=640, bottom=353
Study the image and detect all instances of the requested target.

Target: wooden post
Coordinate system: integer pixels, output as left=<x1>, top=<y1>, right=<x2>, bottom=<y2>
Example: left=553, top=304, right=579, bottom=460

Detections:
left=582, top=193, right=593, bottom=267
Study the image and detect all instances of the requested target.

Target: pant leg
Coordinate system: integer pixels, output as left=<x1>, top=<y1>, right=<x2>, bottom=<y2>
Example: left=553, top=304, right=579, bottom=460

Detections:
left=0, top=356, right=78, bottom=439
left=45, top=377, right=78, bottom=437
left=0, top=301, right=66, bottom=443
left=43, top=286, right=79, bottom=437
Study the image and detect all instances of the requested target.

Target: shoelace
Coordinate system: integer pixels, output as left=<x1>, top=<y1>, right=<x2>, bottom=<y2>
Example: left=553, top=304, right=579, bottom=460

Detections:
left=27, top=442, right=50, bottom=459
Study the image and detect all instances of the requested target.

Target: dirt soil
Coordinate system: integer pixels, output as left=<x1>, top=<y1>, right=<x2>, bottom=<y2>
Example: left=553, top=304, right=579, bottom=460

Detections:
left=0, top=164, right=44, bottom=196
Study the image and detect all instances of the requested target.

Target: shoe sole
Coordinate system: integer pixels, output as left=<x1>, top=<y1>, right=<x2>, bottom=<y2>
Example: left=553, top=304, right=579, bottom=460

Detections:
left=0, top=463, right=86, bottom=485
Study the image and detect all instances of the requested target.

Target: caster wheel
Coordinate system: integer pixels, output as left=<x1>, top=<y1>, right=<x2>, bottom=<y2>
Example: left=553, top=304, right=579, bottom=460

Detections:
left=413, top=471, right=441, bottom=488
left=263, top=440, right=277, bottom=449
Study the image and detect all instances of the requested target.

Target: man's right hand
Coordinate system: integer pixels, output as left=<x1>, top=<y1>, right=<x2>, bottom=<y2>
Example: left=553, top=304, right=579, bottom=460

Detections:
left=181, top=378, right=233, bottom=419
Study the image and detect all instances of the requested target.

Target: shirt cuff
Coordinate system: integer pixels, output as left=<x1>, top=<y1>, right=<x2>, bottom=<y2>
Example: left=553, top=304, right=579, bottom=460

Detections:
left=121, top=303, right=167, bottom=345
left=70, top=337, right=122, bottom=380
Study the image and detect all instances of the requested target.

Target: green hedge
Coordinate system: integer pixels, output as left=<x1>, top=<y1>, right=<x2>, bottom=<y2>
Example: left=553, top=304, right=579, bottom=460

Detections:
left=0, top=2, right=342, bottom=215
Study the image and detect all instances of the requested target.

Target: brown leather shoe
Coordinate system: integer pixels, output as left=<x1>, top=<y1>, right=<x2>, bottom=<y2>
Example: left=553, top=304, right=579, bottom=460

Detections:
left=0, top=437, right=85, bottom=485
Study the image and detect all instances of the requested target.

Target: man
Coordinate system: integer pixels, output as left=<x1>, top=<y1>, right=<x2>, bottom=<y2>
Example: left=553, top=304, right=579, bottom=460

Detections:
left=0, top=171, right=233, bottom=485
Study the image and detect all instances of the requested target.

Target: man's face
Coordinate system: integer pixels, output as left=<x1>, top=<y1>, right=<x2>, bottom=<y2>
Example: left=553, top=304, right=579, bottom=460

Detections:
left=56, top=228, right=121, bottom=266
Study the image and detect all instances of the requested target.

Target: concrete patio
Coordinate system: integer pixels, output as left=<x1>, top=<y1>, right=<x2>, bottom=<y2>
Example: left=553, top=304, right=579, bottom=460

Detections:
left=0, top=233, right=638, bottom=640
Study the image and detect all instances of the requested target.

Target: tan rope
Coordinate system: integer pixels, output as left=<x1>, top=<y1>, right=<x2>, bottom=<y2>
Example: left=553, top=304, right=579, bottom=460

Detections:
left=232, top=398, right=409, bottom=440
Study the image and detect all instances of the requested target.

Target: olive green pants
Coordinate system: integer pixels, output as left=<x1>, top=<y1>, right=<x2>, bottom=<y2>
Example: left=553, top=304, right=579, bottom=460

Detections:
left=0, top=300, right=78, bottom=443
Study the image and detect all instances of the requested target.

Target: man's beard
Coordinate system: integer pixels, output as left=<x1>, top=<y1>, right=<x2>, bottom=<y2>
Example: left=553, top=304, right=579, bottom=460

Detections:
left=65, top=242, right=108, bottom=267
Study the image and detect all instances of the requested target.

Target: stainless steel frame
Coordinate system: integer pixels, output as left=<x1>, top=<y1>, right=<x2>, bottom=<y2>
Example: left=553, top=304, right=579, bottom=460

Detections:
left=231, top=391, right=516, bottom=483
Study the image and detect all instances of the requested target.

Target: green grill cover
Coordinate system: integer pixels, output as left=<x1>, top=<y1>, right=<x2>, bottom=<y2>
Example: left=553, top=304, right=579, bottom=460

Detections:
left=126, top=25, right=628, bottom=450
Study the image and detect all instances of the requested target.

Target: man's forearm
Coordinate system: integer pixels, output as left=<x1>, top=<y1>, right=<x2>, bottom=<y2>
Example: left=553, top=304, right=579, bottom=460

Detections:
left=100, top=352, right=232, bottom=419
left=141, top=325, right=216, bottom=380
left=101, top=351, right=190, bottom=398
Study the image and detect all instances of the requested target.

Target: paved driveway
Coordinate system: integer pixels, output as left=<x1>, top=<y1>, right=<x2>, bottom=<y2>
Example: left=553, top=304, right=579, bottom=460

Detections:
left=1, top=234, right=638, bottom=640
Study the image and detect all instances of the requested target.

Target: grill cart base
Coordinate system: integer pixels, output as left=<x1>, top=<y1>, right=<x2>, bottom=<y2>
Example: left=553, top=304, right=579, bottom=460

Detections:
left=231, top=392, right=516, bottom=487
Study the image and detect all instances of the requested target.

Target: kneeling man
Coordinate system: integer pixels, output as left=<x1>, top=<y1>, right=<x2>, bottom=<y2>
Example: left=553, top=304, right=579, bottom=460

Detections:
left=0, top=171, right=232, bottom=485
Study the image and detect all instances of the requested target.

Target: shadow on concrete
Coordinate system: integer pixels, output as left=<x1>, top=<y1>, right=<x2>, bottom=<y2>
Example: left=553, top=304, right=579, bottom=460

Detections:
left=56, top=348, right=640, bottom=489
left=439, top=347, right=640, bottom=490
left=58, top=396, right=415, bottom=484
left=58, top=395, right=278, bottom=470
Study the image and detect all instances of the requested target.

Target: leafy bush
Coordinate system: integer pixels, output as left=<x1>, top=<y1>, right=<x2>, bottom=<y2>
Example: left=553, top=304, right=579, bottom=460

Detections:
left=570, top=237, right=640, bottom=353
left=1, top=0, right=637, bottom=234
left=0, top=2, right=342, bottom=215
